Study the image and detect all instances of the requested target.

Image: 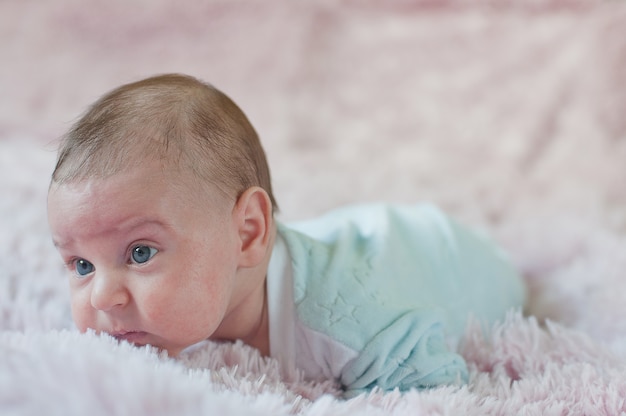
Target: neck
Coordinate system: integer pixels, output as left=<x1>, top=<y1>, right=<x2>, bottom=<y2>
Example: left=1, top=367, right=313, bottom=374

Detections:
left=240, top=282, right=269, bottom=356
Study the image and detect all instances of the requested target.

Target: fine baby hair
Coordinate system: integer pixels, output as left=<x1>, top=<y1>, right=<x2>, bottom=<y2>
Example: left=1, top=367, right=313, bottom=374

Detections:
left=51, top=73, right=278, bottom=211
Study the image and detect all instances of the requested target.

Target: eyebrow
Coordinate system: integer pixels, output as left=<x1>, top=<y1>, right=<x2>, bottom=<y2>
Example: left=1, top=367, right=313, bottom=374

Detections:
left=52, top=238, right=66, bottom=249
left=51, top=218, right=171, bottom=250
left=116, top=217, right=172, bottom=233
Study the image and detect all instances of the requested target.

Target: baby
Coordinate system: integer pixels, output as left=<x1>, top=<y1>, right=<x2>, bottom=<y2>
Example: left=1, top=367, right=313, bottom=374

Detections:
left=47, top=73, right=526, bottom=397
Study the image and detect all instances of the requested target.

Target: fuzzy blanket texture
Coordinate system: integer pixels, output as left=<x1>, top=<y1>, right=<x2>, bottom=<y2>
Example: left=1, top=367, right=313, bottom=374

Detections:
left=2, top=0, right=626, bottom=414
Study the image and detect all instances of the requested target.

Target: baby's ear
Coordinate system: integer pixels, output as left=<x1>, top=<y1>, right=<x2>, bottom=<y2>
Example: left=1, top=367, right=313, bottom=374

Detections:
left=233, top=187, right=274, bottom=268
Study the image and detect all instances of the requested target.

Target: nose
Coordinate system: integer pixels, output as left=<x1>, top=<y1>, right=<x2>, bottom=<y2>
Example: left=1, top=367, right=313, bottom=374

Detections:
left=90, top=269, right=130, bottom=312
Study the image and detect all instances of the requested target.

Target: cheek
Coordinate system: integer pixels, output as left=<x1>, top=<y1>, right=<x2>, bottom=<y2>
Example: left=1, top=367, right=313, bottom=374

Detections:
left=69, top=288, right=93, bottom=332
left=140, top=262, right=230, bottom=334
left=138, top=228, right=239, bottom=336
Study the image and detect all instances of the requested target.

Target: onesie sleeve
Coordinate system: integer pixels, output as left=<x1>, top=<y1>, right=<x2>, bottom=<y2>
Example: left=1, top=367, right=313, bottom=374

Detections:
left=340, top=309, right=468, bottom=398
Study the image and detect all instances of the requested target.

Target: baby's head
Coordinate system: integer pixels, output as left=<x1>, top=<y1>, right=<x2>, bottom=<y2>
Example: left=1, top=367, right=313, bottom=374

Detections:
left=52, top=73, right=277, bottom=209
left=48, top=74, right=276, bottom=356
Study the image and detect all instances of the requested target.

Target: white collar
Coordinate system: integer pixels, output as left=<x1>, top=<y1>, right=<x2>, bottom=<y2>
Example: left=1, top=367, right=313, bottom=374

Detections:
left=266, top=231, right=297, bottom=381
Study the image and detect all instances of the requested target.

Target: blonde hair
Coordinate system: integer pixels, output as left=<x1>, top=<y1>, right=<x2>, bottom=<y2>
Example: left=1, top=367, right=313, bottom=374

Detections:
left=52, top=73, right=277, bottom=211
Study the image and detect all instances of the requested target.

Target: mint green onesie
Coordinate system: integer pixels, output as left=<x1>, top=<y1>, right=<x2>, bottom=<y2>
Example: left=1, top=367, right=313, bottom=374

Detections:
left=266, top=203, right=525, bottom=397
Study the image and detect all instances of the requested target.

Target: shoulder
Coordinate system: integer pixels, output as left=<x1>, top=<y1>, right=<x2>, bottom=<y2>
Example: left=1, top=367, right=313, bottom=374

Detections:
left=282, top=202, right=453, bottom=243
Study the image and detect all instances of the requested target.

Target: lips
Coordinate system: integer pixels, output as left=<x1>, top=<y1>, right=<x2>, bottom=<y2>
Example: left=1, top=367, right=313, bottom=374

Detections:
left=111, top=330, right=147, bottom=345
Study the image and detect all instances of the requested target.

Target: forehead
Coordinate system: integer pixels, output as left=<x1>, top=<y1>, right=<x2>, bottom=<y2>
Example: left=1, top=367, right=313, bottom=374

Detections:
left=49, top=164, right=218, bottom=241
left=48, top=167, right=169, bottom=240
left=50, top=161, right=173, bottom=203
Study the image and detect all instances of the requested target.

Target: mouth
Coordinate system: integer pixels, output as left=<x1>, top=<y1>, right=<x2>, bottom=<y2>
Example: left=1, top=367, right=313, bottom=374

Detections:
left=110, top=330, right=148, bottom=345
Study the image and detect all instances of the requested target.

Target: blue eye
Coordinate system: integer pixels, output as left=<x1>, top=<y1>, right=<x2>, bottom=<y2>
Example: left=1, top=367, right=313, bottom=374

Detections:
left=75, top=259, right=95, bottom=276
left=131, top=245, right=158, bottom=264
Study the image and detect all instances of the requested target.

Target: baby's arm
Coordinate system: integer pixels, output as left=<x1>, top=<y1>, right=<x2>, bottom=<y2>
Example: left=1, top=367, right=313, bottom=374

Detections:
left=340, top=309, right=468, bottom=398
left=335, top=208, right=524, bottom=397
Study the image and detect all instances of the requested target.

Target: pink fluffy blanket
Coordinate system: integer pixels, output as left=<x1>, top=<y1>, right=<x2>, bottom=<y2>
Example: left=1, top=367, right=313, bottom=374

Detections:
left=2, top=0, right=626, bottom=414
